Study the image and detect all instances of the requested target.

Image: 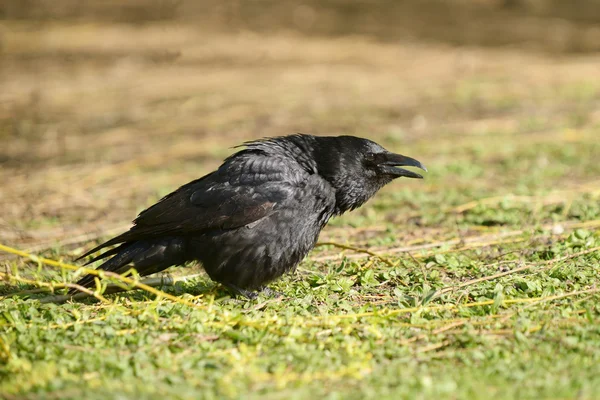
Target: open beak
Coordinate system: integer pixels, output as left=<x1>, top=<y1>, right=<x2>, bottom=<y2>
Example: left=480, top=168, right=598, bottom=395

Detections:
left=379, top=153, right=427, bottom=179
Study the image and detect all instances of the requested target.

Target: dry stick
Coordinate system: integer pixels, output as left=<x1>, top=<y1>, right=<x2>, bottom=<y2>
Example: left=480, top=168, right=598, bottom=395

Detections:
left=324, top=287, right=600, bottom=321
left=402, top=301, right=592, bottom=346
left=385, top=219, right=600, bottom=255
left=400, top=320, right=467, bottom=346
left=3, top=273, right=204, bottom=303
left=426, top=314, right=588, bottom=340
left=436, top=246, right=600, bottom=297
left=315, top=241, right=396, bottom=266
left=450, top=182, right=600, bottom=214
left=313, top=219, right=600, bottom=263
left=62, top=283, right=110, bottom=303
left=0, top=243, right=200, bottom=308
left=312, top=233, right=516, bottom=263
left=312, top=232, right=516, bottom=263
left=319, top=241, right=598, bottom=306
left=415, top=340, right=451, bottom=354
left=0, top=273, right=111, bottom=304
left=452, top=194, right=553, bottom=214
left=396, top=181, right=600, bottom=222
left=205, top=288, right=600, bottom=332
left=38, top=274, right=203, bottom=304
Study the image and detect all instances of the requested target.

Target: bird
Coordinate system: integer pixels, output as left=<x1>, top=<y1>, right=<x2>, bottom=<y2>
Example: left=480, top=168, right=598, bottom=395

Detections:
left=72, top=134, right=426, bottom=298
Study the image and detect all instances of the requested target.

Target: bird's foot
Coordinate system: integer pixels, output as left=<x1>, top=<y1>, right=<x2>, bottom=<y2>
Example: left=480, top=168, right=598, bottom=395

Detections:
left=221, top=284, right=283, bottom=299
left=222, top=283, right=258, bottom=299
left=259, top=287, right=283, bottom=298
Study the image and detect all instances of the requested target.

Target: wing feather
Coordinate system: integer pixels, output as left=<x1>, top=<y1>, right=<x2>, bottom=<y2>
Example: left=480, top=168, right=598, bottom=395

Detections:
left=80, top=153, right=304, bottom=257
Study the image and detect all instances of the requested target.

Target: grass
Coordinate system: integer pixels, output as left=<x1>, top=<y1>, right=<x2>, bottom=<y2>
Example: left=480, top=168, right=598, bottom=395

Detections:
left=2, top=18, right=600, bottom=400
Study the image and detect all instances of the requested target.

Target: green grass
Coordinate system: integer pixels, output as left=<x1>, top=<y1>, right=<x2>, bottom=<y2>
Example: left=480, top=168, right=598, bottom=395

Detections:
left=2, top=21, right=600, bottom=400
left=2, top=136, right=599, bottom=399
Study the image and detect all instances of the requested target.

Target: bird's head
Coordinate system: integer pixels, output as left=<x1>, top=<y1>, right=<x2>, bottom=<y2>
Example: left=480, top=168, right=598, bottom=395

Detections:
left=311, top=135, right=427, bottom=214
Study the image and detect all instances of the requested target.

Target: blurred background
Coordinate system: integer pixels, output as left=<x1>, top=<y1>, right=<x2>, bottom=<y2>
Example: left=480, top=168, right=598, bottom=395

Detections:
left=1, top=0, right=600, bottom=252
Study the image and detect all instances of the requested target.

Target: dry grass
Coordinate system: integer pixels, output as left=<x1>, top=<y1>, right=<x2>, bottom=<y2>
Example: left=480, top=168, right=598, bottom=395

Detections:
left=1, top=11, right=600, bottom=400
left=2, top=21, right=599, bottom=248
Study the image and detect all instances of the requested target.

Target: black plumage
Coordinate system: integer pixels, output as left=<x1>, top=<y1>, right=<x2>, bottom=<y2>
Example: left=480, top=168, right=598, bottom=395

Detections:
left=73, top=134, right=426, bottom=298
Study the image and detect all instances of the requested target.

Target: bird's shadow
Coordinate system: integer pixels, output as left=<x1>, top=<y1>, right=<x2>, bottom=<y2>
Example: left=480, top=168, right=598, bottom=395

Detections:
left=3, top=279, right=284, bottom=305
left=1, top=279, right=217, bottom=304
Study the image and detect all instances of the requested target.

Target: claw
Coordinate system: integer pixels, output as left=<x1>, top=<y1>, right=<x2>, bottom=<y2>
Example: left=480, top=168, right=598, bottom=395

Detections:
left=222, top=283, right=258, bottom=299
left=260, top=287, right=283, bottom=298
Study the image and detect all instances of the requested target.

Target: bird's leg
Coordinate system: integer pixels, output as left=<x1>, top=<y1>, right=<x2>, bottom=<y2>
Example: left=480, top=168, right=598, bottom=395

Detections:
left=222, top=283, right=258, bottom=299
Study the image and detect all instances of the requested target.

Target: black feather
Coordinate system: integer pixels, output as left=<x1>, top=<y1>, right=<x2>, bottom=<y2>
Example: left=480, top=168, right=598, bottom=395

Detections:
left=72, top=134, right=425, bottom=297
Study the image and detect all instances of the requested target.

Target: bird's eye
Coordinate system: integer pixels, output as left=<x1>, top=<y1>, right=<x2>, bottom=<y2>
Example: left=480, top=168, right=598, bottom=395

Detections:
left=363, top=153, right=378, bottom=168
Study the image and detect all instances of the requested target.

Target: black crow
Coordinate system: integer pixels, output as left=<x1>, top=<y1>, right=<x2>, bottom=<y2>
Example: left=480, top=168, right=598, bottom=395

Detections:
left=73, top=134, right=426, bottom=298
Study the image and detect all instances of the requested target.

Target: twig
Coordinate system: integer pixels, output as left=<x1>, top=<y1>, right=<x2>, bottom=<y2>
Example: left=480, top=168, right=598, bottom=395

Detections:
left=36, top=274, right=204, bottom=304
left=0, top=273, right=110, bottom=304
left=2, top=273, right=204, bottom=303
left=315, top=241, right=396, bottom=267
left=313, top=219, right=600, bottom=263
left=415, top=340, right=451, bottom=354
left=436, top=246, right=600, bottom=296
left=324, top=287, right=600, bottom=321
left=0, top=243, right=202, bottom=308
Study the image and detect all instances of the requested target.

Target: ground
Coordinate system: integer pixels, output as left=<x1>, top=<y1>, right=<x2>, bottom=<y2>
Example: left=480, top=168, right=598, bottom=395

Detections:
left=1, top=18, right=600, bottom=400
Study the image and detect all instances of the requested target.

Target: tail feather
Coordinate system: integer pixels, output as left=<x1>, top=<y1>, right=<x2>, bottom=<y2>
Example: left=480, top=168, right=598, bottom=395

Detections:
left=75, top=231, right=134, bottom=261
left=83, top=243, right=129, bottom=266
left=71, top=237, right=187, bottom=294
left=72, top=243, right=147, bottom=291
